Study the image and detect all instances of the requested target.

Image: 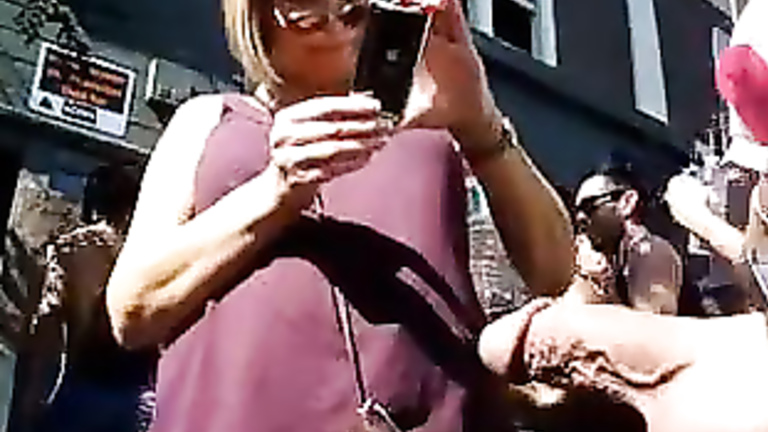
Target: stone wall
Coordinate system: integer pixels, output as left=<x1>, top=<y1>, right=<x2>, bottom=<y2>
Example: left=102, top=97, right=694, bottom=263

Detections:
left=2, top=169, right=80, bottom=344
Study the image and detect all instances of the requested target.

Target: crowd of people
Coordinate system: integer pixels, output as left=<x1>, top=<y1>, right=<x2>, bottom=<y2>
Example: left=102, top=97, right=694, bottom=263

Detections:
left=13, top=0, right=768, bottom=430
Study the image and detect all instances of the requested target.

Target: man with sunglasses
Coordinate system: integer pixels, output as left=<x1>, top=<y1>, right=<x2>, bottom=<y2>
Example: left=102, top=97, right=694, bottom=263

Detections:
left=571, top=166, right=682, bottom=314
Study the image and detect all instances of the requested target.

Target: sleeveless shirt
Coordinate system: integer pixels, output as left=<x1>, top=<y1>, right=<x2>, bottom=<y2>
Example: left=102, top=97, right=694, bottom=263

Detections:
left=150, top=95, right=512, bottom=432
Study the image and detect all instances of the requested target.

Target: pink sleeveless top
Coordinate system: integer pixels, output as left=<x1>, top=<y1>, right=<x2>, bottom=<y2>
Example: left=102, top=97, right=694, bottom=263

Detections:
left=150, top=95, right=511, bottom=432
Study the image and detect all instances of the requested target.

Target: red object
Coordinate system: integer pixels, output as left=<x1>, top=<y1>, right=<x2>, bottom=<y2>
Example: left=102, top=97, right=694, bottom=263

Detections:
left=716, top=45, right=768, bottom=144
left=394, top=0, right=443, bottom=14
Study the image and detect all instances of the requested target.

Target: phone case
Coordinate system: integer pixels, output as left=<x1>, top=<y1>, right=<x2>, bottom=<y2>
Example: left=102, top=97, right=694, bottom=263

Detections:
left=353, top=0, right=429, bottom=121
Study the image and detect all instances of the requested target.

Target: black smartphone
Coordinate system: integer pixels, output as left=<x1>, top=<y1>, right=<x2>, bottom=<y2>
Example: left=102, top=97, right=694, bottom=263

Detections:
left=353, top=0, right=430, bottom=122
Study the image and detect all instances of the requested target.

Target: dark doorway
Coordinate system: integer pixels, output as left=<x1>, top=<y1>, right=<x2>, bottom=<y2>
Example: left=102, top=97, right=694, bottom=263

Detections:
left=0, top=149, right=20, bottom=256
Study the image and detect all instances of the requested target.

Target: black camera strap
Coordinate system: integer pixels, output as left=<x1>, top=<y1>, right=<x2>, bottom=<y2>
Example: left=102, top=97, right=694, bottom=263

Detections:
left=331, top=286, right=404, bottom=432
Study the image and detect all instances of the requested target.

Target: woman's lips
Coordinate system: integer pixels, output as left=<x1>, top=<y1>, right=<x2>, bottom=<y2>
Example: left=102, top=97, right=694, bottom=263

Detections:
left=309, top=43, right=355, bottom=53
left=303, top=28, right=361, bottom=50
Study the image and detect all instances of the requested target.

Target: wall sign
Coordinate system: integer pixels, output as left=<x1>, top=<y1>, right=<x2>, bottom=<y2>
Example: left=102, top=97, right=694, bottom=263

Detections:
left=29, top=42, right=136, bottom=137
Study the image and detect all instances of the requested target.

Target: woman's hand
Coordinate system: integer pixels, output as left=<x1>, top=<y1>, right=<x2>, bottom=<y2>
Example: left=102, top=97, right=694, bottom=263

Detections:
left=401, top=0, right=502, bottom=150
left=269, top=94, right=393, bottom=210
left=397, top=0, right=573, bottom=294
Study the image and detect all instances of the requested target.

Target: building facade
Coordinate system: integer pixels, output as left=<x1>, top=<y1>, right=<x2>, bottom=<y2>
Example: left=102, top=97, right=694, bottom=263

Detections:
left=464, top=0, right=735, bottom=311
left=469, top=0, right=732, bottom=188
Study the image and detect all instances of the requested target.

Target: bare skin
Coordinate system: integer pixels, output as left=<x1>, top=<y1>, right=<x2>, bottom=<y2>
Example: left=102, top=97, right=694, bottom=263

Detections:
left=665, top=173, right=746, bottom=264
left=489, top=7, right=768, bottom=429
left=479, top=299, right=768, bottom=432
left=478, top=178, right=768, bottom=431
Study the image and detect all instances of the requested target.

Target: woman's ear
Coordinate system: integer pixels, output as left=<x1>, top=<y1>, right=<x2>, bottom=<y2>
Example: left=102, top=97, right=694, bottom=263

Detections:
left=617, top=189, right=639, bottom=218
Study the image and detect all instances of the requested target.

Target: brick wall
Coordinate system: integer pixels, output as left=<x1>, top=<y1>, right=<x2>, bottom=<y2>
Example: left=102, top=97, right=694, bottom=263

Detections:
left=466, top=176, right=529, bottom=318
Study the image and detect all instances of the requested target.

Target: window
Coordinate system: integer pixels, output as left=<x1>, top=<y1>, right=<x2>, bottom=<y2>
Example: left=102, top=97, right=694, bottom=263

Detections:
left=49, top=171, right=86, bottom=201
left=467, top=0, right=558, bottom=66
left=711, top=27, right=730, bottom=62
left=729, top=0, right=749, bottom=18
left=700, top=27, right=730, bottom=157
left=626, top=0, right=669, bottom=123
left=492, top=0, right=534, bottom=53
left=465, top=176, right=489, bottom=219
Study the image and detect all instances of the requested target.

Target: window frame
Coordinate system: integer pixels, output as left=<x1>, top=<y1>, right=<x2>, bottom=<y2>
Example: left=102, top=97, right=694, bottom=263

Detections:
left=467, top=0, right=558, bottom=66
left=625, top=0, right=669, bottom=123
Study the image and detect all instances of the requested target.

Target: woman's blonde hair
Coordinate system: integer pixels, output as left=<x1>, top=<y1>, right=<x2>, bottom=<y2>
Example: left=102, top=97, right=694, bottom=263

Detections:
left=222, top=0, right=281, bottom=87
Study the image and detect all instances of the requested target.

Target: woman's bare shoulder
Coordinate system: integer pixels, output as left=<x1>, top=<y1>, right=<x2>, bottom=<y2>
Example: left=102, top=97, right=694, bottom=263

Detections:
left=144, top=94, right=226, bottom=176
left=122, top=94, right=227, bottom=239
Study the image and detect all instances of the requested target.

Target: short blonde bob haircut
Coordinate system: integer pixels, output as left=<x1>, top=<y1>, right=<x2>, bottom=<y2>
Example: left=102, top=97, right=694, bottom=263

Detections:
left=222, top=0, right=280, bottom=87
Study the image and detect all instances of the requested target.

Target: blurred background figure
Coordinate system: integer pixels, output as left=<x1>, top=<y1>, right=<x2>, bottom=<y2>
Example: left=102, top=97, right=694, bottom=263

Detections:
left=569, top=165, right=682, bottom=314
left=21, top=164, right=156, bottom=432
left=664, top=0, right=768, bottom=314
left=664, top=170, right=762, bottom=314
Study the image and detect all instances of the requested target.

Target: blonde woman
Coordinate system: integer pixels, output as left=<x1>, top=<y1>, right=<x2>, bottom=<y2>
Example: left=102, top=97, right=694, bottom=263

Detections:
left=104, top=0, right=572, bottom=429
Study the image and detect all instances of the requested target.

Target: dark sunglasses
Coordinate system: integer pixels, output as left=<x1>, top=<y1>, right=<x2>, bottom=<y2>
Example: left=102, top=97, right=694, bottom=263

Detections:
left=272, top=0, right=370, bottom=32
left=574, top=189, right=626, bottom=217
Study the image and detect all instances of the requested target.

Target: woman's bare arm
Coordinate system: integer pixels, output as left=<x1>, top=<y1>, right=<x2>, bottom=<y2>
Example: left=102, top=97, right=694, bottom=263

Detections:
left=106, top=96, right=296, bottom=349
left=107, top=94, right=389, bottom=349
left=459, top=121, right=574, bottom=297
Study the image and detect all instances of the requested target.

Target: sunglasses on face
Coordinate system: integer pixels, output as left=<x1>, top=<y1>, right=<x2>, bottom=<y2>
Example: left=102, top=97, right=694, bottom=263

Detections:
left=574, top=189, right=626, bottom=218
left=272, top=0, right=370, bottom=32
